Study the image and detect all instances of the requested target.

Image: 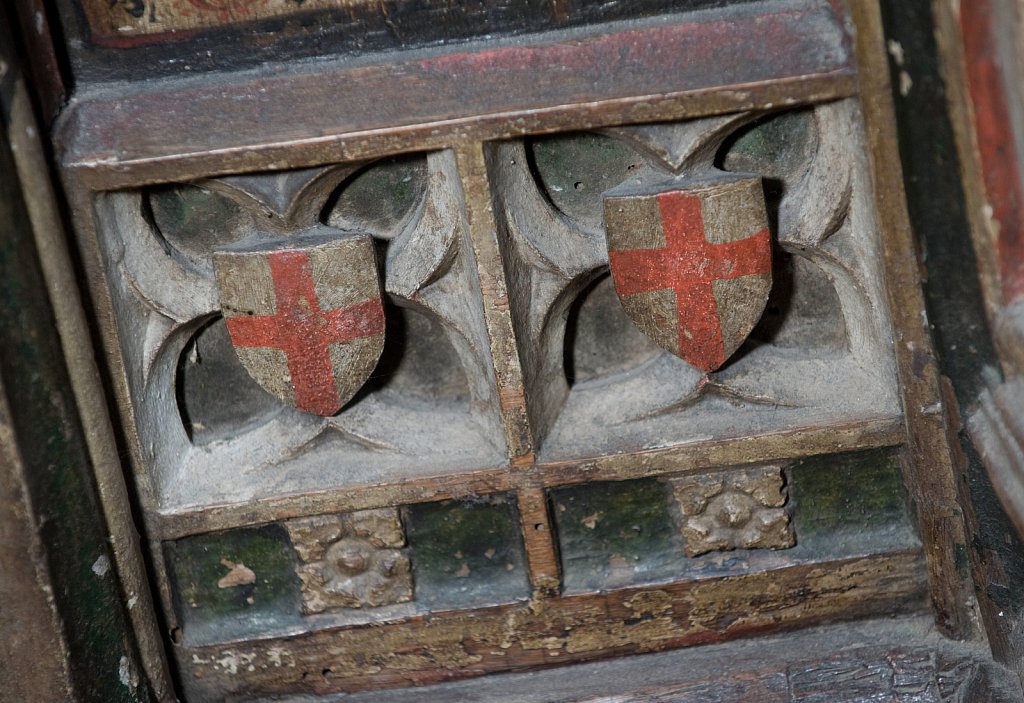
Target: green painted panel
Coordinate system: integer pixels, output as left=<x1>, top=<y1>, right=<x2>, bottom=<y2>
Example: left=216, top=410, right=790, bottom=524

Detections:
left=404, top=496, right=530, bottom=609
left=789, top=446, right=918, bottom=554
left=551, top=450, right=918, bottom=588
left=166, top=525, right=303, bottom=645
left=552, top=478, right=684, bottom=593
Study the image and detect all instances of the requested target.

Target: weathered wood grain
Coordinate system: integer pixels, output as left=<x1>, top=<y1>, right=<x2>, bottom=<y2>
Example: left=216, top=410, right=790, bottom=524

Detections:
left=455, top=140, right=535, bottom=463
left=298, top=615, right=1020, bottom=703
left=573, top=649, right=985, bottom=702
left=851, top=0, right=978, bottom=638
left=75, top=0, right=760, bottom=53
left=58, top=3, right=854, bottom=190
left=516, top=485, right=561, bottom=595
left=82, top=0, right=385, bottom=39
left=179, top=551, right=926, bottom=699
left=1, top=33, right=175, bottom=699
left=0, top=364, right=73, bottom=703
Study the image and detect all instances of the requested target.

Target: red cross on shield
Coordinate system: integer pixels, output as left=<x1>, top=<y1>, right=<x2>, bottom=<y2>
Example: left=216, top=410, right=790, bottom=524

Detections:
left=603, top=175, right=772, bottom=373
left=213, top=234, right=385, bottom=416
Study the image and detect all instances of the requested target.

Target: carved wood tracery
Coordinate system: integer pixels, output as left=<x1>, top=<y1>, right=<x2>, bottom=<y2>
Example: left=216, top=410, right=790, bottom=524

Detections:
left=47, top=0, right=989, bottom=696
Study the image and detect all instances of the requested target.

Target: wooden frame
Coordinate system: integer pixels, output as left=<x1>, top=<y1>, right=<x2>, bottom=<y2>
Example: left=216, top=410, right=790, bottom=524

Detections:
left=46, top=0, right=987, bottom=698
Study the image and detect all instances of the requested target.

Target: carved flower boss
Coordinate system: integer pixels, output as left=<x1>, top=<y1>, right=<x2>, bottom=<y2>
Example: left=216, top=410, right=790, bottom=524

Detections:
left=285, top=508, right=412, bottom=614
left=671, top=466, right=795, bottom=557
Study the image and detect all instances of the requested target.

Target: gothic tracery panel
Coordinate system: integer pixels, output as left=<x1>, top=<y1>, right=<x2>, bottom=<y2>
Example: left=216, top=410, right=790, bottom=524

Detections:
left=493, top=102, right=899, bottom=460
left=79, top=63, right=933, bottom=696
left=95, top=151, right=508, bottom=512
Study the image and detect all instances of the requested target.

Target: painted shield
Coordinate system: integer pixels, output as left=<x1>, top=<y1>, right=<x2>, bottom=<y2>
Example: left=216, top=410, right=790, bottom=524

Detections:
left=603, top=175, right=772, bottom=373
left=213, top=234, right=385, bottom=416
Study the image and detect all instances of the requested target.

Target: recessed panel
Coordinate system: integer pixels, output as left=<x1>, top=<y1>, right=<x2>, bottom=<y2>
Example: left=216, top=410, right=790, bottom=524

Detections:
left=493, top=102, right=900, bottom=459
left=94, top=151, right=507, bottom=513
left=404, top=496, right=531, bottom=609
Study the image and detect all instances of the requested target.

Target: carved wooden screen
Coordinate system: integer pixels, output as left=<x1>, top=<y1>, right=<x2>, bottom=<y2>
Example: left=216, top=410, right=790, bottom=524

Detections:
left=53, top=0, right=977, bottom=699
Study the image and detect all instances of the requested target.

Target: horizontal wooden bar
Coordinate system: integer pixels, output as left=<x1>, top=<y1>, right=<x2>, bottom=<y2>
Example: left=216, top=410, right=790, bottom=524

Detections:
left=178, top=550, right=927, bottom=699
left=303, top=616, right=1012, bottom=703
left=58, top=1, right=854, bottom=189
left=153, top=415, right=904, bottom=540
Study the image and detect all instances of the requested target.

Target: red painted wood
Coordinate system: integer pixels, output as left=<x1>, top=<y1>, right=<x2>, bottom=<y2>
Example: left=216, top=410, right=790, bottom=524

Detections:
left=608, top=191, right=770, bottom=371
left=961, top=0, right=1024, bottom=303
left=59, top=4, right=852, bottom=185
left=224, top=250, right=385, bottom=415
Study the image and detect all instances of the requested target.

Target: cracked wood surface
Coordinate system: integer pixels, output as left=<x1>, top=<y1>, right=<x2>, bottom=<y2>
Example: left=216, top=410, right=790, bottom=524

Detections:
left=180, top=551, right=926, bottom=698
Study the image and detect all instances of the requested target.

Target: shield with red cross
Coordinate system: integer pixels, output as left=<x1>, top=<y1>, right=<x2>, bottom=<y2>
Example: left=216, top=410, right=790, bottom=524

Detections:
left=213, top=234, right=385, bottom=416
left=602, top=174, right=772, bottom=373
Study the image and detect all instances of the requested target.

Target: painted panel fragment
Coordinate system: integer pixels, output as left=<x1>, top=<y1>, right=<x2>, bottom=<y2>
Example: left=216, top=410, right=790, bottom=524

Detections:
left=552, top=478, right=683, bottom=592
left=404, top=495, right=530, bottom=608
left=790, top=447, right=917, bottom=554
left=165, top=525, right=302, bottom=645
left=83, top=0, right=379, bottom=38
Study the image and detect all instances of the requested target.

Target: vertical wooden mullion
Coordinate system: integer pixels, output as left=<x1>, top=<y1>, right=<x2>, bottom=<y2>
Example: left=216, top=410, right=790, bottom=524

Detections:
left=453, top=140, right=536, bottom=466
left=851, top=0, right=978, bottom=638
left=516, top=484, right=561, bottom=596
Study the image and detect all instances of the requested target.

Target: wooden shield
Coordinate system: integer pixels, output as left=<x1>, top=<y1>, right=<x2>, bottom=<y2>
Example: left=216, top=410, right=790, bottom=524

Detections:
left=213, top=234, right=385, bottom=416
left=603, top=175, right=772, bottom=373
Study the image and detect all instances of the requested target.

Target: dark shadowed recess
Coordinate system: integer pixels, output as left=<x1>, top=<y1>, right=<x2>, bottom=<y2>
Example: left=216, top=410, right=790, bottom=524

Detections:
left=881, top=0, right=1024, bottom=665
left=177, top=304, right=470, bottom=443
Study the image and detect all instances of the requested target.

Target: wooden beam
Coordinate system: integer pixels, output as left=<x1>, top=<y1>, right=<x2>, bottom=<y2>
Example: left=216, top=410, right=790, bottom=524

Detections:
left=153, top=416, right=904, bottom=540
left=179, top=550, right=927, bottom=699
left=57, top=2, right=854, bottom=188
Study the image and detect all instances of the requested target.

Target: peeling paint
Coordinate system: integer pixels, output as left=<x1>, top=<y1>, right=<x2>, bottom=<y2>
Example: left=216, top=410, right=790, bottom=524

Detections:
left=118, top=655, right=138, bottom=690
left=266, top=646, right=295, bottom=668
left=214, top=650, right=258, bottom=675
left=91, top=554, right=110, bottom=577
left=216, top=559, right=256, bottom=589
left=180, top=552, right=924, bottom=696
